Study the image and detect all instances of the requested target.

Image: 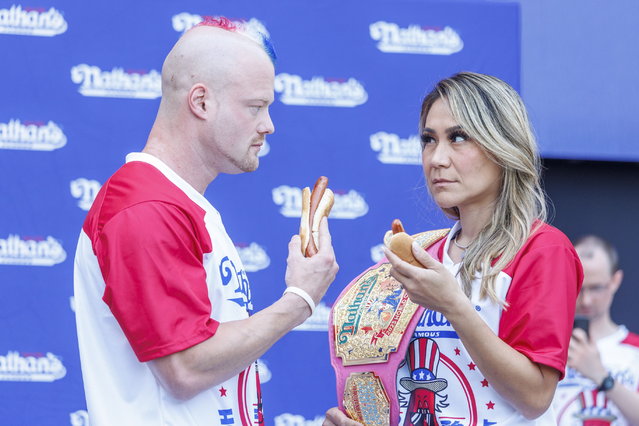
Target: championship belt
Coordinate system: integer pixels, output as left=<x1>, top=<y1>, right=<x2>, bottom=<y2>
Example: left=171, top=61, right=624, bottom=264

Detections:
left=328, top=229, right=449, bottom=426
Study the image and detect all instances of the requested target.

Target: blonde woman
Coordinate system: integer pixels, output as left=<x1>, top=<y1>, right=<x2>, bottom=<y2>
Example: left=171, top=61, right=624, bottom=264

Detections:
left=325, top=72, right=583, bottom=425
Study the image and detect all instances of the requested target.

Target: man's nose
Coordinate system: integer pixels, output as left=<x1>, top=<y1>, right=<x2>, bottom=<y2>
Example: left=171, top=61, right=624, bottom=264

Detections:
left=258, top=111, right=275, bottom=135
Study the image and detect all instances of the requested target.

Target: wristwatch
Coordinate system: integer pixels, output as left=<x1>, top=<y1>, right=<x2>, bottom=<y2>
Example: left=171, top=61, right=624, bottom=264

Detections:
left=597, top=372, right=615, bottom=392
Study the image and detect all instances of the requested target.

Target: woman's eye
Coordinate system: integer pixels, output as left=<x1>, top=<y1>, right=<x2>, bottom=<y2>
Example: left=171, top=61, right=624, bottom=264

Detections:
left=420, top=134, right=435, bottom=147
left=451, top=132, right=468, bottom=143
left=250, top=105, right=262, bottom=113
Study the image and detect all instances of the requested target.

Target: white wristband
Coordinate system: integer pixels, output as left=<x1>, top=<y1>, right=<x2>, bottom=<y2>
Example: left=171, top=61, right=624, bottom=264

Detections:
left=283, top=286, right=316, bottom=315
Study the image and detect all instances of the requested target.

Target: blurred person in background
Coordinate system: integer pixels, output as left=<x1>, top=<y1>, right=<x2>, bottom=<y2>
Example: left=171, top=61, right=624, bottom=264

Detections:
left=552, top=235, right=639, bottom=425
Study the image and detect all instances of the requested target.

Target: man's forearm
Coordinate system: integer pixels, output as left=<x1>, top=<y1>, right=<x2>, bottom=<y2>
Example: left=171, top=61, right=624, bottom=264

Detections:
left=149, top=293, right=310, bottom=400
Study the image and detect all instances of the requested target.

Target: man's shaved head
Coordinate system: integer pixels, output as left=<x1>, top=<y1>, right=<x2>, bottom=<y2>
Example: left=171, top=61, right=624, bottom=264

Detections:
left=160, top=21, right=273, bottom=108
left=144, top=17, right=276, bottom=190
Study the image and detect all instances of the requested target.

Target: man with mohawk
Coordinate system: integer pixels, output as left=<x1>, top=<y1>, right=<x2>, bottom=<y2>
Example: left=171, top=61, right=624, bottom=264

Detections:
left=74, top=17, right=338, bottom=425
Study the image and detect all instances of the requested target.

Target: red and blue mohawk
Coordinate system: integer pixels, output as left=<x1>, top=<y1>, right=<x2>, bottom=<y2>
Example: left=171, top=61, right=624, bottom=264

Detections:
left=195, top=16, right=277, bottom=63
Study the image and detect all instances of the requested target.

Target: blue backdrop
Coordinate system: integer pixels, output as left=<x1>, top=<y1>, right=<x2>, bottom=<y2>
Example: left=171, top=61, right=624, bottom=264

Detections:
left=0, top=1, right=520, bottom=424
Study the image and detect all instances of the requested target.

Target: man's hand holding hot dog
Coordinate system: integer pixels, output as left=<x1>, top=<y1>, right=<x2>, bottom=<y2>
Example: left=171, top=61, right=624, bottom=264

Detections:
left=281, top=177, right=339, bottom=322
left=300, top=176, right=334, bottom=257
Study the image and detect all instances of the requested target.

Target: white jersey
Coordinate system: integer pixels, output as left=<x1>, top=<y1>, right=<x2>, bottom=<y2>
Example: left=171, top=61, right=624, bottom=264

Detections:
left=74, top=153, right=262, bottom=425
left=553, top=325, right=639, bottom=426
left=396, top=221, right=582, bottom=425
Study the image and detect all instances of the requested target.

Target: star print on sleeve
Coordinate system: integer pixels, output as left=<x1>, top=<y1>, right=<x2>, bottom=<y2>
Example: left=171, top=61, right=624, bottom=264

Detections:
left=481, top=379, right=489, bottom=387
left=467, top=362, right=476, bottom=370
left=486, top=401, right=495, bottom=410
left=454, top=347, right=461, bottom=355
left=219, top=386, right=227, bottom=397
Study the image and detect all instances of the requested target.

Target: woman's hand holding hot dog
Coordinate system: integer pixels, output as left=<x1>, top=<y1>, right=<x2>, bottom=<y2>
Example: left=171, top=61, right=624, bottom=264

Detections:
left=383, top=242, right=469, bottom=316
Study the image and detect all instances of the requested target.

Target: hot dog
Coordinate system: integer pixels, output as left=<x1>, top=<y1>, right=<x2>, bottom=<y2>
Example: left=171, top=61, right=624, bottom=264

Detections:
left=300, top=176, right=334, bottom=257
left=386, top=218, right=424, bottom=267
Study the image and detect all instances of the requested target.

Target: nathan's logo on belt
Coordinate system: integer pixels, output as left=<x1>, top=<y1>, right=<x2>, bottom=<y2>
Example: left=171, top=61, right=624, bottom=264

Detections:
left=0, top=234, right=66, bottom=266
left=369, top=21, right=463, bottom=55
left=171, top=13, right=269, bottom=37
left=369, top=131, right=421, bottom=165
left=333, top=264, right=419, bottom=365
left=337, top=275, right=377, bottom=344
left=0, top=119, right=66, bottom=151
left=70, top=64, right=161, bottom=99
left=272, top=186, right=368, bottom=219
left=0, top=5, right=67, bottom=36
left=0, top=351, right=67, bottom=382
left=274, top=73, right=368, bottom=107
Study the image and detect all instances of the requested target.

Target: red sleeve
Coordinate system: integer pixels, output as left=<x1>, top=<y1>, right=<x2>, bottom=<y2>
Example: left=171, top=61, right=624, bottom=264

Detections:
left=95, top=201, right=219, bottom=362
left=499, top=242, right=583, bottom=380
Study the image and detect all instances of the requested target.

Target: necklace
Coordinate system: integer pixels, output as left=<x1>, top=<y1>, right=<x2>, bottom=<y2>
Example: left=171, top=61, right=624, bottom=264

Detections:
left=453, top=232, right=471, bottom=250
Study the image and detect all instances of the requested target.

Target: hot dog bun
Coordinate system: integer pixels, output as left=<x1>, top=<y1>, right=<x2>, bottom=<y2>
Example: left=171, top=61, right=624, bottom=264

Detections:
left=310, top=187, right=334, bottom=252
left=389, top=232, right=422, bottom=267
left=299, top=177, right=334, bottom=257
left=300, top=187, right=311, bottom=255
left=387, top=219, right=424, bottom=268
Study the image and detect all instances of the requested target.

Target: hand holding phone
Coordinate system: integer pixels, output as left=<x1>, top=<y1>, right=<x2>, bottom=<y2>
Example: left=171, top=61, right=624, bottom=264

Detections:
left=573, top=315, right=590, bottom=339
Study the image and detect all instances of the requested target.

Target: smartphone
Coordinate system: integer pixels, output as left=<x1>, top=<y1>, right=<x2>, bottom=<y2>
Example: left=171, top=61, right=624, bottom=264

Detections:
left=573, top=315, right=590, bottom=338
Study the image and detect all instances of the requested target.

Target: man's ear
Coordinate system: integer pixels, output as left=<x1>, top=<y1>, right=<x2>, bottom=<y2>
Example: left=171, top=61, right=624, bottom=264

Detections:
left=188, top=84, right=212, bottom=119
left=610, top=269, right=624, bottom=295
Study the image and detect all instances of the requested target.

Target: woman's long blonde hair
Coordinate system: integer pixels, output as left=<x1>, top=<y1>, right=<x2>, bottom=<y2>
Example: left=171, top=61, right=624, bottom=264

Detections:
left=420, top=72, right=547, bottom=303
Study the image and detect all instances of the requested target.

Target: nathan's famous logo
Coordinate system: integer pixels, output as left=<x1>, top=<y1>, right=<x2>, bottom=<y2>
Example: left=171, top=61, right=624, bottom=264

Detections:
left=70, top=178, right=101, bottom=211
left=234, top=242, right=270, bottom=272
left=70, top=410, right=89, bottom=426
left=0, top=234, right=66, bottom=266
left=370, top=131, right=421, bottom=165
left=0, top=5, right=67, bottom=36
left=256, top=358, right=272, bottom=384
left=414, top=309, right=459, bottom=341
left=370, top=243, right=385, bottom=263
left=0, top=351, right=66, bottom=382
left=0, top=119, right=66, bottom=151
left=172, top=12, right=270, bottom=37
left=71, top=64, right=161, bottom=99
left=294, top=301, right=330, bottom=332
left=258, top=140, right=270, bottom=157
left=274, top=73, right=368, bottom=107
left=272, top=185, right=369, bottom=219
left=274, top=414, right=325, bottom=426
left=369, top=21, right=463, bottom=55
left=337, top=275, right=377, bottom=344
